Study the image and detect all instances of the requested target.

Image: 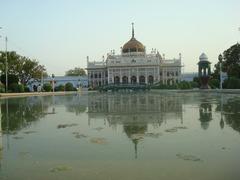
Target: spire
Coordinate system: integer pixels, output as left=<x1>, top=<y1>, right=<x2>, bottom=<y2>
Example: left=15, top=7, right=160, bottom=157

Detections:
left=131, top=22, right=135, bottom=38
left=134, top=139, right=138, bottom=159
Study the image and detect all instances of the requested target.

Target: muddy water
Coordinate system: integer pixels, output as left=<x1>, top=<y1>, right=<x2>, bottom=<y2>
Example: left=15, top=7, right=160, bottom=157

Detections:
left=0, top=92, right=240, bottom=180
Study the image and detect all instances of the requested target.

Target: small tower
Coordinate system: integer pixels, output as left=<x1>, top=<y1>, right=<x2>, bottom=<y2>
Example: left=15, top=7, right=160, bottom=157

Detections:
left=198, top=53, right=211, bottom=89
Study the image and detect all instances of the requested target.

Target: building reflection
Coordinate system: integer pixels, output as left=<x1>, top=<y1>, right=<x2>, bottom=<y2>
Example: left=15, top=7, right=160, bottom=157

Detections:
left=87, top=93, right=183, bottom=158
left=199, top=102, right=212, bottom=130
left=63, top=94, right=87, bottom=115
left=88, top=93, right=183, bottom=125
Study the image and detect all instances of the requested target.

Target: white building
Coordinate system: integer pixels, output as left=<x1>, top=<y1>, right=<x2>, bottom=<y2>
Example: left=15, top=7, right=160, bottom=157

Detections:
left=87, top=23, right=182, bottom=87
left=28, top=76, right=88, bottom=92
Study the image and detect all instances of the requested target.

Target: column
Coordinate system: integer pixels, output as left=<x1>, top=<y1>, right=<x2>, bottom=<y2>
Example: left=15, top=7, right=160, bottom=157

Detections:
left=128, top=69, right=130, bottom=84
left=120, top=69, right=122, bottom=83
left=108, top=69, right=110, bottom=84
left=137, top=68, right=139, bottom=83
left=145, top=68, right=147, bottom=84
left=163, top=69, right=165, bottom=85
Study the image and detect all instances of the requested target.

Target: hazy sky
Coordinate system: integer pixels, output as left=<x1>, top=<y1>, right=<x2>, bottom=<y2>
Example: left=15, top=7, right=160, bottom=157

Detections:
left=0, top=0, right=239, bottom=75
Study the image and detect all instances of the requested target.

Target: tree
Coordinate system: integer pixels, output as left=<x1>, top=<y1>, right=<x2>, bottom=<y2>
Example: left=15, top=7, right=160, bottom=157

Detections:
left=43, top=83, right=52, bottom=92
left=0, top=51, right=47, bottom=85
left=0, top=74, right=19, bottom=85
left=18, top=57, right=47, bottom=85
left=212, top=43, right=240, bottom=79
left=223, top=77, right=240, bottom=89
left=65, top=82, right=75, bottom=91
left=223, top=43, right=240, bottom=78
left=65, top=67, right=86, bottom=76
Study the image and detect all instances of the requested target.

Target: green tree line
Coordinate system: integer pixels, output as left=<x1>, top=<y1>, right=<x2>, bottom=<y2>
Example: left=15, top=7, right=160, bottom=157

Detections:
left=0, top=51, right=47, bottom=92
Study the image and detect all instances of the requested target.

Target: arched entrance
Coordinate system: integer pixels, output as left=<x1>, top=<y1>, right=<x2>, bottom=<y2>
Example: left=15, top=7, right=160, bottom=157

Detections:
left=148, top=75, right=154, bottom=84
left=139, top=76, right=145, bottom=84
left=122, top=76, right=128, bottom=84
left=131, top=76, right=137, bottom=84
left=114, top=76, right=120, bottom=84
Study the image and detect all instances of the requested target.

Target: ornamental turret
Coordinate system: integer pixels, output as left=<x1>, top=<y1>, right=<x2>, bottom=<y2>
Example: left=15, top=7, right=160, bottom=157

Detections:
left=198, top=53, right=211, bottom=89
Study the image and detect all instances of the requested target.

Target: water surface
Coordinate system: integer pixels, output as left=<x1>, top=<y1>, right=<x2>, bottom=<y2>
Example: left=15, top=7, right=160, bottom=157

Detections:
left=0, top=92, right=240, bottom=180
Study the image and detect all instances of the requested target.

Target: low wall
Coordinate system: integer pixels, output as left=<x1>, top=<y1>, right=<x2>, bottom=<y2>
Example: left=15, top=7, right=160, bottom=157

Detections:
left=0, top=91, right=78, bottom=98
left=150, top=89, right=240, bottom=94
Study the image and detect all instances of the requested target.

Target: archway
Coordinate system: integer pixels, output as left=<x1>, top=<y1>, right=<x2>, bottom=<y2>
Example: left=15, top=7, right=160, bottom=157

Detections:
left=148, top=75, right=154, bottom=84
left=139, top=76, right=145, bottom=84
left=114, top=76, right=120, bottom=84
left=122, top=76, right=128, bottom=84
left=131, top=76, right=137, bottom=84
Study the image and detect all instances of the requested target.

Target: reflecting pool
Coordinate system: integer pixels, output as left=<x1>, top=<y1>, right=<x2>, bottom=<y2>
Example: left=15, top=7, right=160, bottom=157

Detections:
left=0, top=92, right=240, bottom=180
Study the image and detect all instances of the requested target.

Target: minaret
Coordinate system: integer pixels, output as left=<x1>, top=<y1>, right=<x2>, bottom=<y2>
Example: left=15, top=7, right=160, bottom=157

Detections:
left=131, top=22, right=135, bottom=39
left=134, top=140, right=138, bottom=159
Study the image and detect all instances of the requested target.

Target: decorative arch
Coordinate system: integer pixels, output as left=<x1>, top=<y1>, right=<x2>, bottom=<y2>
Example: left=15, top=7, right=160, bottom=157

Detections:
left=122, top=76, right=128, bottom=84
left=131, top=76, right=137, bottom=84
left=148, top=75, right=154, bottom=84
left=114, top=76, right=120, bottom=84
left=139, top=76, right=145, bottom=84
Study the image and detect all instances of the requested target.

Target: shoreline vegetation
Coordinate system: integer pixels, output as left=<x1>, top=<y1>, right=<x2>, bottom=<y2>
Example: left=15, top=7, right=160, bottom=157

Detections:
left=1, top=89, right=240, bottom=98
left=0, top=91, right=78, bottom=98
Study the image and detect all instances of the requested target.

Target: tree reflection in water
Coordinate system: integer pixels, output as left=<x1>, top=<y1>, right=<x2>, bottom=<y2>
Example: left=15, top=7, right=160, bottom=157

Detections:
left=1, top=97, right=51, bottom=132
left=64, top=95, right=87, bottom=115
left=216, top=96, right=240, bottom=133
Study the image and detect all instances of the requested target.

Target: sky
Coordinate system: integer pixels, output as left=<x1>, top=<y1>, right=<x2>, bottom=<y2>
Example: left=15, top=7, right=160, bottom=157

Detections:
left=0, top=0, right=239, bottom=75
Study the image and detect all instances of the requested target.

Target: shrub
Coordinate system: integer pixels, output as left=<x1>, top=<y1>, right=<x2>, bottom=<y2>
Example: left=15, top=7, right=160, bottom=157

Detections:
left=223, top=77, right=240, bottom=89
left=190, top=81, right=199, bottom=88
left=152, top=83, right=178, bottom=89
left=65, top=82, right=75, bottom=91
left=193, top=77, right=200, bottom=87
left=0, top=74, right=19, bottom=85
left=43, top=83, right=52, bottom=92
left=0, top=83, right=5, bottom=93
left=209, top=78, right=220, bottom=89
left=55, top=84, right=65, bottom=91
left=24, top=86, right=30, bottom=92
left=178, top=81, right=192, bottom=89
left=9, top=83, right=24, bottom=93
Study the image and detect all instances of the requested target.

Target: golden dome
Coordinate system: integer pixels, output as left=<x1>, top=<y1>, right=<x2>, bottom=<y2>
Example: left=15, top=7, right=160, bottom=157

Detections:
left=122, top=23, right=145, bottom=53
left=122, top=37, right=145, bottom=53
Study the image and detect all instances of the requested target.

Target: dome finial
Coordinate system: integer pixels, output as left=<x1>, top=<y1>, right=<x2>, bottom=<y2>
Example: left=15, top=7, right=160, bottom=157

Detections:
left=131, top=22, right=135, bottom=38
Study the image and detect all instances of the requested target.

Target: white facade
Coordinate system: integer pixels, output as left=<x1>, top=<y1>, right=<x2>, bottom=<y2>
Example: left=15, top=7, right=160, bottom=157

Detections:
left=87, top=24, right=182, bottom=87
left=28, top=76, right=88, bottom=92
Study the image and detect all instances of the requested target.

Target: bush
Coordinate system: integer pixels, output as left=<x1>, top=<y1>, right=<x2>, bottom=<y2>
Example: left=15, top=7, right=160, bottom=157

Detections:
left=55, top=84, right=65, bottom=91
left=43, top=83, right=52, bottom=92
left=152, top=83, right=178, bottom=89
left=0, top=74, right=19, bottom=85
left=9, top=83, right=24, bottom=93
left=0, top=83, right=5, bottom=93
left=65, top=82, right=75, bottom=91
left=177, top=81, right=192, bottom=89
left=24, top=86, right=30, bottom=92
left=223, top=77, right=240, bottom=89
left=190, top=81, right=199, bottom=88
left=209, top=78, right=220, bottom=89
